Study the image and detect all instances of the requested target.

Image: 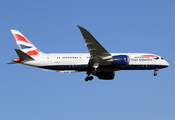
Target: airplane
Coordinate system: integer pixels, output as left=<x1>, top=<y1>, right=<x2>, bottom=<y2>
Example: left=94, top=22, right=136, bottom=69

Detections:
left=8, top=24, right=169, bottom=81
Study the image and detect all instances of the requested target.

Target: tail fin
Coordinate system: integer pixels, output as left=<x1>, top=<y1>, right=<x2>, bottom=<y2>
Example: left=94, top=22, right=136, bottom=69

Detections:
left=11, top=30, right=44, bottom=56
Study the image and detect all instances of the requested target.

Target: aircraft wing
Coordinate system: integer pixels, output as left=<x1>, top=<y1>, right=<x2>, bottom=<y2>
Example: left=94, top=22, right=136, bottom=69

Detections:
left=76, top=24, right=113, bottom=67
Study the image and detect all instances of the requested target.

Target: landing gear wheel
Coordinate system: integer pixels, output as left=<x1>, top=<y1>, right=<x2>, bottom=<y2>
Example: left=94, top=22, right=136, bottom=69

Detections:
left=85, top=77, right=89, bottom=82
left=85, top=76, right=93, bottom=82
left=89, top=76, right=93, bottom=81
left=154, top=73, right=157, bottom=76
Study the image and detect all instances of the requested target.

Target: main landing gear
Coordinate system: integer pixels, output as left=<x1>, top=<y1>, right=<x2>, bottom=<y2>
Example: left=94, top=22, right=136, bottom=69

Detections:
left=154, top=68, right=159, bottom=76
left=85, top=73, right=93, bottom=82
left=85, top=76, right=93, bottom=81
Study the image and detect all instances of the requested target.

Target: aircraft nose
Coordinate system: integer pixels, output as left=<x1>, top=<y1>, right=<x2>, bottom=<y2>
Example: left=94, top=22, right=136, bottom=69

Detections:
left=164, top=60, right=169, bottom=68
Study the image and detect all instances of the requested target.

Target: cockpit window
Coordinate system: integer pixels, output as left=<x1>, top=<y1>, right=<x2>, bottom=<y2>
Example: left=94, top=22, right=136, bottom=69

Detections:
left=161, top=57, right=164, bottom=60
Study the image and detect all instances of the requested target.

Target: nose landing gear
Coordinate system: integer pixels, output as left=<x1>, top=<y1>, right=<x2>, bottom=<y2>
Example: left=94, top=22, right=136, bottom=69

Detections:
left=154, top=72, right=157, bottom=76
left=154, top=68, right=159, bottom=76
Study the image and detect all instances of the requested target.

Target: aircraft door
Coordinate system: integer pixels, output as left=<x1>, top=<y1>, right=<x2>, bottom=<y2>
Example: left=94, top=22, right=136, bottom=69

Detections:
left=47, top=55, right=52, bottom=65
left=79, top=55, right=84, bottom=61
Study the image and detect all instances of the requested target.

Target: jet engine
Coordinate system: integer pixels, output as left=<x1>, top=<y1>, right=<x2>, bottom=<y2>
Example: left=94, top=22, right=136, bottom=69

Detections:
left=97, top=71, right=115, bottom=80
left=112, top=55, right=129, bottom=66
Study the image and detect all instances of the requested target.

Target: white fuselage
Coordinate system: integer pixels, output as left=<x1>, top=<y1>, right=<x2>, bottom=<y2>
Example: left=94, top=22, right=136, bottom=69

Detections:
left=22, top=53, right=169, bottom=72
left=10, top=27, right=170, bottom=80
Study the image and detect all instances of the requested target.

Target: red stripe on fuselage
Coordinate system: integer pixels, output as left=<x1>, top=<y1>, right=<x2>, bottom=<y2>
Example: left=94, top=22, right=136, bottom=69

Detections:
left=13, top=34, right=31, bottom=44
left=142, top=55, right=159, bottom=57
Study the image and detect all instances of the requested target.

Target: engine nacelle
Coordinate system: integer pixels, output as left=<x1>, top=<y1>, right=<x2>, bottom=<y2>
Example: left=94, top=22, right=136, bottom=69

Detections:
left=97, top=71, right=115, bottom=80
left=113, top=55, right=129, bottom=66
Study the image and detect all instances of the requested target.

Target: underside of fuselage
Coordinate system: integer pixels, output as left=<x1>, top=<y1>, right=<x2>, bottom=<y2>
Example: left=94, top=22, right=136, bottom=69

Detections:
left=39, top=64, right=168, bottom=72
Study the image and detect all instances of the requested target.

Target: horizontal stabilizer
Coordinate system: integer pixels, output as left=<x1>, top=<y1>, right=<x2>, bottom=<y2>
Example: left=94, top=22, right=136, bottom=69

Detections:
left=7, top=61, right=18, bottom=64
left=15, top=49, right=34, bottom=60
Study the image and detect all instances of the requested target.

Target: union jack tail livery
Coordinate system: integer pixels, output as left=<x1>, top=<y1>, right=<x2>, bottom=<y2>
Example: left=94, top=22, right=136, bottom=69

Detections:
left=11, top=30, right=43, bottom=56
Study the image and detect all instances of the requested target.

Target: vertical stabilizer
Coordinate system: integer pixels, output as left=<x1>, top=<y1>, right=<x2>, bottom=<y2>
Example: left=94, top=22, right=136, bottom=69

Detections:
left=11, top=30, right=44, bottom=56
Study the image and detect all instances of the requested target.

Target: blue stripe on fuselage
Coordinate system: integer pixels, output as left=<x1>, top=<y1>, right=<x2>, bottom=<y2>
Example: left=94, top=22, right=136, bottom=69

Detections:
left=40, top=64, right=168, bottom=71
